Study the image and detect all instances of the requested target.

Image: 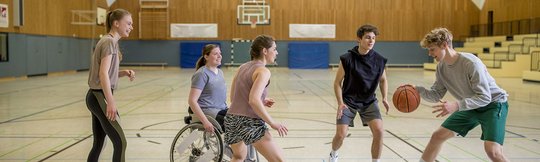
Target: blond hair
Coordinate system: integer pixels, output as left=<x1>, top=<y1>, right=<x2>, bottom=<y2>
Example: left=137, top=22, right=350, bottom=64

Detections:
left=420, top=28, right=453, bottom=48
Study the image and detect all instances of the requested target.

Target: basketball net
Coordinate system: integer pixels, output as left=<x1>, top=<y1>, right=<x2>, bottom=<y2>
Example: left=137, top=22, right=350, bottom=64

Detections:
left=250, top=19, right=257, bottom=29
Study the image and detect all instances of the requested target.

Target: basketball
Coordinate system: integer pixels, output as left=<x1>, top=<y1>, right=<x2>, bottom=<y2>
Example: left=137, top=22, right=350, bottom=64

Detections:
left=392, top=85, right=421, bottom=113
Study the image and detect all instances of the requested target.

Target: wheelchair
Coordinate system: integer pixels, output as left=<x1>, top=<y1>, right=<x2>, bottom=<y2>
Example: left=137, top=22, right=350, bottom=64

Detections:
left=170, top=110, right=259, bottom=162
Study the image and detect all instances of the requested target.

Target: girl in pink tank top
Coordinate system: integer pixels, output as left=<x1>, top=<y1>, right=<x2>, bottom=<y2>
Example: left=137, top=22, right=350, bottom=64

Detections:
left=224, top=35, right=288, bottom=162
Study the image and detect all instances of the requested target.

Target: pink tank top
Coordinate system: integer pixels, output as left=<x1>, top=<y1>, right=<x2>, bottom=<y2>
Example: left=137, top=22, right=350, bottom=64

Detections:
left=228, top=61, right=268, bottom=119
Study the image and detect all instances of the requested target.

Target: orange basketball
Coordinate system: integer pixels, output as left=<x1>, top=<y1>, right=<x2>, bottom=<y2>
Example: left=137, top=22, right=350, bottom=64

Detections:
left=392, top=85, right=421, bottom=113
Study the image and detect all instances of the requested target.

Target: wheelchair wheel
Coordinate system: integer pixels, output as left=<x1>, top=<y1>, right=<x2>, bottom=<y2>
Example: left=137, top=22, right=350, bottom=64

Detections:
left=170, top=123, right=224, bottom=162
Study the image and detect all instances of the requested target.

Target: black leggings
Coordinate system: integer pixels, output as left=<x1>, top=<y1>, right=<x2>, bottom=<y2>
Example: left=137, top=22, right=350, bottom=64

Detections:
left=85, top=89, right=127, bottom=162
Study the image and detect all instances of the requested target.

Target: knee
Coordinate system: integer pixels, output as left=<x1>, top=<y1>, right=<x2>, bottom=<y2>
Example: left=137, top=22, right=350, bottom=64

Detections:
left=430, top=129, right=453, bottom=141
left=372, top=128, right=384, bottom=139
left=485, top=142, right=506, bottom=161
left=232, top=152, right=246, bottom=160
left=334, top=131, right=347, bottom=141
left=266, top=155, right=285, bottom=162
left=111, top=138, right=127, bottom=150
left=486, top=149, right=505, bottom=161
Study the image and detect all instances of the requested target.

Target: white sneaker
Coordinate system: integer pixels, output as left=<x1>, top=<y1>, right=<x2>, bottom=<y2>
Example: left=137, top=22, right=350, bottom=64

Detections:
left=328, top=152, right=338, bottom=162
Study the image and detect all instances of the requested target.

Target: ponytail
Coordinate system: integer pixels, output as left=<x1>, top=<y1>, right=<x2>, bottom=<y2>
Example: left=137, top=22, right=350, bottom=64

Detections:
left=105, top=11, right=113, bottom=32
left=195, top=44, right=219, bottom=70
left=195, top=56, right=206, bottom=70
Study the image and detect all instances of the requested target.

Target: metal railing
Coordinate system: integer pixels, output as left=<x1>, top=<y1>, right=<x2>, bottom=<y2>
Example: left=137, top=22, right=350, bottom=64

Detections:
left=480, top=36, right=538, bottom=68
left=522, top=36, right=540, bottom=53
left=470, top=17, right=540, bottom=37
left=532, top=51, right=540, bottom=71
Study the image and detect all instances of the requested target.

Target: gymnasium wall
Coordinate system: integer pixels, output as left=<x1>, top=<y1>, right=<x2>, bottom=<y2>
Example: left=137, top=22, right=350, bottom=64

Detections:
left=116, top=0, right=480, bottom=41
left=3, top=0, right=531, bottom=78
left=0, top=0, right=480, bottom=41
left=119, top=40, right=433, bottom=68
left=480, top=0, right=540, bottom=24
left=3, top=0, right=540, bottom=40
left=0, top=0, right=106, bottom=38
left=0, top=33, right=92, bottom=77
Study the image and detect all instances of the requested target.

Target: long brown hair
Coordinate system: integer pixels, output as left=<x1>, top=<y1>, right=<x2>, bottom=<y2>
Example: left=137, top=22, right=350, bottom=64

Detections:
left=196, top=44, right=220, bottom=70
left=250, top=35, right=274, bottom=60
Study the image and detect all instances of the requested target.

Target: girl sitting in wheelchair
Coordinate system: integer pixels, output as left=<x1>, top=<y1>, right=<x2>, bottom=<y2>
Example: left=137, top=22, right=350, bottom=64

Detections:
left=171, top=44, right=259, bottom=162
left=188, top=44, right=228, bottom=133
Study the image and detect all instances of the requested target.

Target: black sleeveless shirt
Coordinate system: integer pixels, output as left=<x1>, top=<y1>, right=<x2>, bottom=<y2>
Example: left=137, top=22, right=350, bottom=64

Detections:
left=340, top=46, right=387, bottom=109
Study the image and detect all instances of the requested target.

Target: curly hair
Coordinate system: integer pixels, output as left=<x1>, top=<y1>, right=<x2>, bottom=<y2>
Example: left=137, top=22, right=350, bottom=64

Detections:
left=420, top=28, right=453, bottom=48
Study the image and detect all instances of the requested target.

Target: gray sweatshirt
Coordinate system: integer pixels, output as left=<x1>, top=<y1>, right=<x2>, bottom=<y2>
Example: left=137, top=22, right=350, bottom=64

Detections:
left=417, top=52, right=508, bottom=111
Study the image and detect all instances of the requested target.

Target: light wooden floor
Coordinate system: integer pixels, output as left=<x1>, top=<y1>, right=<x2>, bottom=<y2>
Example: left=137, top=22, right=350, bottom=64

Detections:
left=1, top=67, right=539, bottom=162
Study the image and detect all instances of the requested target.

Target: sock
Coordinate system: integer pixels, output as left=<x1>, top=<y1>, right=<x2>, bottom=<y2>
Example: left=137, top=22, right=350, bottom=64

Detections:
left=419, top=158, right=426, bottom=162
left=330, top=150, right=338, bottom=157
left=372, top=159, right=380, bottom=162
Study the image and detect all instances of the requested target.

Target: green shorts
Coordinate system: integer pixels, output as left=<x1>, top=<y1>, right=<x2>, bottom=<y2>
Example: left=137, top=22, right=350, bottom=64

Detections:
left=442, top=102, right=508, bottom=145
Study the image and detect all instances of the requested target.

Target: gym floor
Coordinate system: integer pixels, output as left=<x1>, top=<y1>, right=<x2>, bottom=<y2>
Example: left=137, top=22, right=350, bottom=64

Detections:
left=1, top=67, right=539, bottom=162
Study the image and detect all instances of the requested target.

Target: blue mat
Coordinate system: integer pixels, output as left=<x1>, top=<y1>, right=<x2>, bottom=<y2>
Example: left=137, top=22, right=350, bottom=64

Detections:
left=288, top=42, right=329, bottom=69
left=180, top=42, right=220, bottom=68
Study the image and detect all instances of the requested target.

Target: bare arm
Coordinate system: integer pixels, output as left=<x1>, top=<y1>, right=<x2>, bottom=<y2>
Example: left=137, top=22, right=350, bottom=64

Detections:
left=333, top=61, right=347, bottom=119
left=230, top=69, right=238, bottom=104
left=119, top=69, right=135, bottom=81
left=99, top=54, right=117, bottom=121
left=188, top=88, right=214, bottom=132
left=249, top=67, right=275, bottom=124
left=379, top=69, right=390, bottom=114
left=249, top=67, right=287, bottom=136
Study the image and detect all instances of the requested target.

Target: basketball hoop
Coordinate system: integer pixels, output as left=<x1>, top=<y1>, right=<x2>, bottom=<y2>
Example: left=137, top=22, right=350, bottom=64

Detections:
left=250, top=19, right=257, bottom=29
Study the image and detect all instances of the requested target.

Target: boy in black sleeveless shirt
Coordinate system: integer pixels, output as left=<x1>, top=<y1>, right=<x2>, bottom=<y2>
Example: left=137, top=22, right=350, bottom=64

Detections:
left=329, top=24, right=389, bottom=162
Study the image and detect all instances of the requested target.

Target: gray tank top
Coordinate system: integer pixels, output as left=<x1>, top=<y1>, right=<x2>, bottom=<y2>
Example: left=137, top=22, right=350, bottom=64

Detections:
left=228, top=61, right=268, bottom=119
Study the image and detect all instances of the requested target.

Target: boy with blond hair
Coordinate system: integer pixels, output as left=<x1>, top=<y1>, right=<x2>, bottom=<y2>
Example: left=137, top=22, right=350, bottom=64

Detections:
left=403, top=28, right=509, bottom=162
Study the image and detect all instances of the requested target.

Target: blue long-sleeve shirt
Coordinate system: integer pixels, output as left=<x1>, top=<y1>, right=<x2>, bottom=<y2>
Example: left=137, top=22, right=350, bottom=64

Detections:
left=417, top=52, right=508, bottom=111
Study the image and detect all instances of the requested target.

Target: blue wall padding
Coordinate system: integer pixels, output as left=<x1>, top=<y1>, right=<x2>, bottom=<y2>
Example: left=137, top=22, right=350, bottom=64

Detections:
left=288, top=42, right=329, bottom=69
left=180, top=42, right=220, bottom=68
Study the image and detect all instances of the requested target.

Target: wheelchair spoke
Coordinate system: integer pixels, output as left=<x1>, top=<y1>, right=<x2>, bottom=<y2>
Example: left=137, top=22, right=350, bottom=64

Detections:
left=171, top=122, right=225, bottom=162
